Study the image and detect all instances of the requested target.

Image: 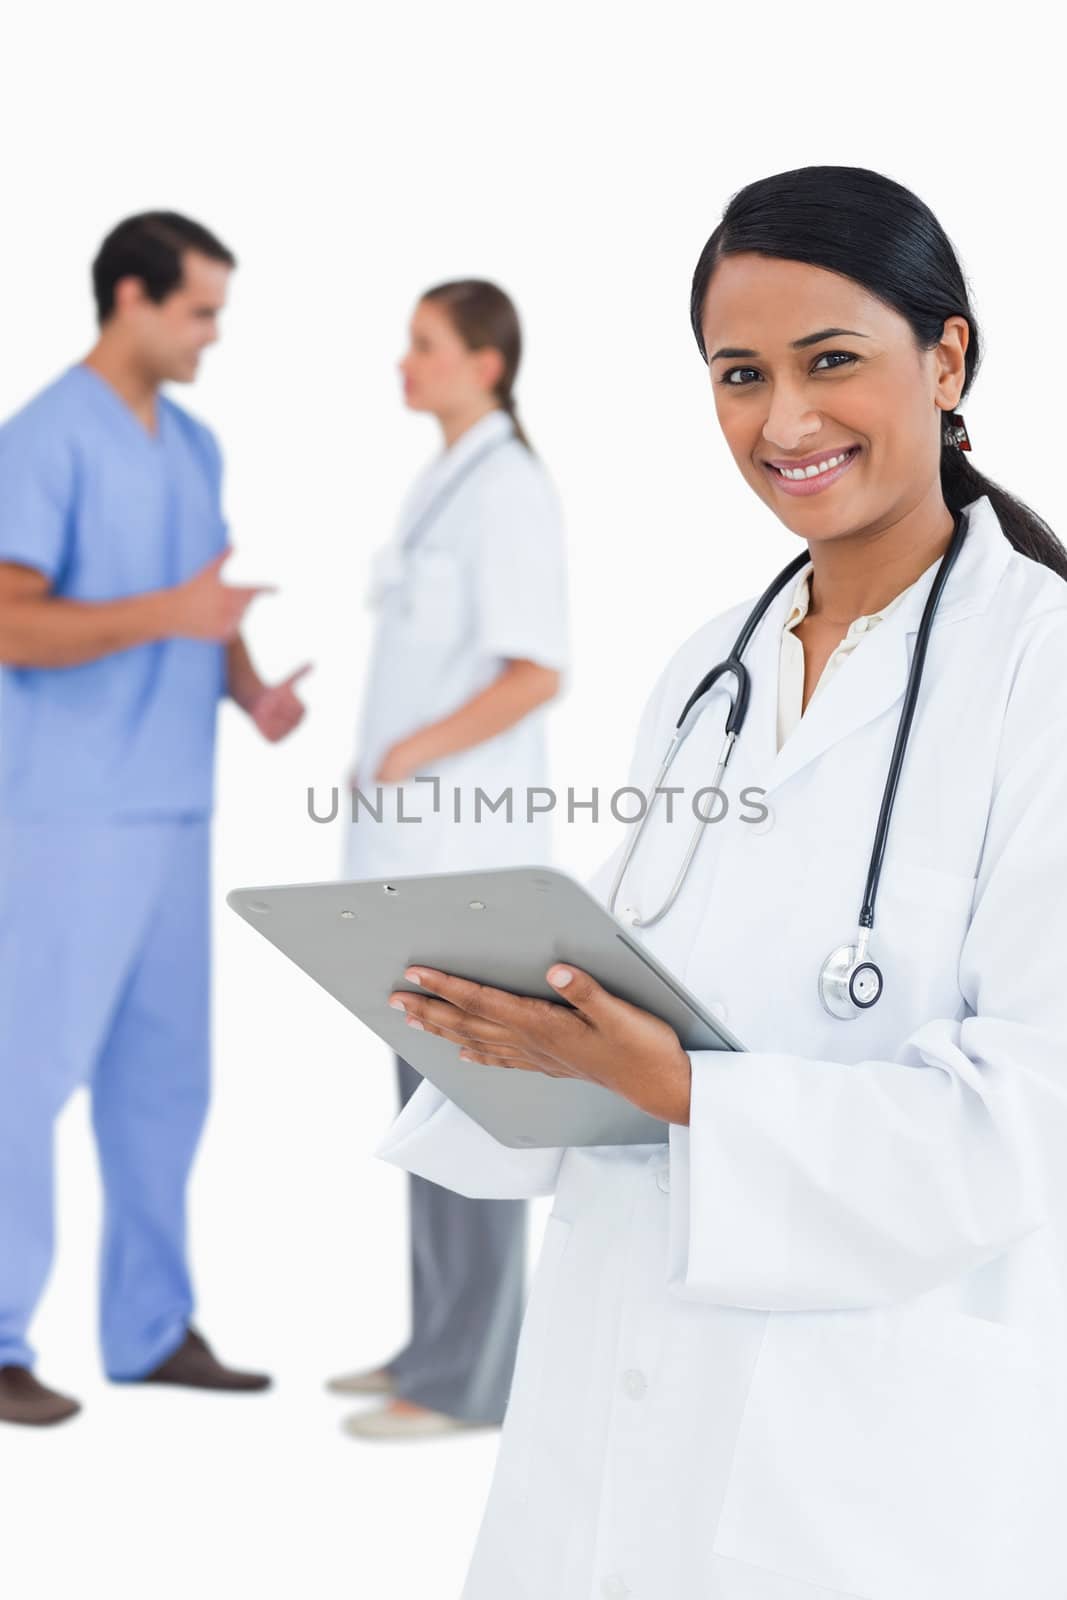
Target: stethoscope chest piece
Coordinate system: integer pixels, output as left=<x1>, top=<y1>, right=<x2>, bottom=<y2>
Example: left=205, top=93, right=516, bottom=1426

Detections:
left=819, top=939, right=884, bottom=1020
left=606, top=506, right=968, bottom=1022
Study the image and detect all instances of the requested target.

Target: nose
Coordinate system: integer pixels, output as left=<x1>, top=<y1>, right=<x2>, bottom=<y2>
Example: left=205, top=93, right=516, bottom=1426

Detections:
left=761, top=383, right=822, bottom=452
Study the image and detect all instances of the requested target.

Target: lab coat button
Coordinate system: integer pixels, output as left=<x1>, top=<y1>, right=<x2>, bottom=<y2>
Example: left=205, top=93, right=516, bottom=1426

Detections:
left=656, top=1166, right=671, bottom=1194
left=747, top=804, right=775, bottom=835
left=601, top=1576, right=630, bottom=1598
left=621, top=1368, right=648, bottom=1400
left=709, top=1000, right=728, bottom=1022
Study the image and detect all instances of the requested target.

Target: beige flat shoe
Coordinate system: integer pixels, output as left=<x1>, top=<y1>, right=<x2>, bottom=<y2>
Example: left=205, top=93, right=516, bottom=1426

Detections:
left=325, top=1365, right=395, bottom=1397
left=341, top=1403, right=495, bottom=1440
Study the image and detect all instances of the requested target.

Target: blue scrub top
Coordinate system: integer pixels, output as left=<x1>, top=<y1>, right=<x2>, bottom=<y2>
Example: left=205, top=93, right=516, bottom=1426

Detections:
left=0, top=364, right=229, bottom=820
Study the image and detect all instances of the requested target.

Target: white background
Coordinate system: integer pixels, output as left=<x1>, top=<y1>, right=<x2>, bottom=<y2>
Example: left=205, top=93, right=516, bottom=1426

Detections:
left=0, top=4, right=1062, bottom=1596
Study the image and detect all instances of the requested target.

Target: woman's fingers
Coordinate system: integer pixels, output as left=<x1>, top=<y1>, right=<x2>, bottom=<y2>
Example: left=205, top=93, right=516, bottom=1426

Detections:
left=401, top=967, right=584, bottom=1036
left=546, top=965, right=627, bottom=1028
left=416, top=1020, right=528, bottom=1057
left=391, top=993, right=517, bottom=1046
left=389, top=966, right=630, bottom=1086
left=458, top=1048, right=516, bottom=1068
left=393, top=1001, right=544, bottom=1062
left=458, top=1046, right=570, bottom=1077
left=389, top=994, right=567, bottom=1075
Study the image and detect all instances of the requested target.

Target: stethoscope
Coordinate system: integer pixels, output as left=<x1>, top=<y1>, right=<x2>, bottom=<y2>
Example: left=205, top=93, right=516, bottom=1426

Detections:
left=608, top=507, right=968, bottom=1020
left=366, top=430, right=515, bottom=609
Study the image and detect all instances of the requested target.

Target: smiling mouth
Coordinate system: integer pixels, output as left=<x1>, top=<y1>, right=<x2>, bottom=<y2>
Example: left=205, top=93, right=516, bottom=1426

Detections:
left=766, top=446, right=861, bottom=480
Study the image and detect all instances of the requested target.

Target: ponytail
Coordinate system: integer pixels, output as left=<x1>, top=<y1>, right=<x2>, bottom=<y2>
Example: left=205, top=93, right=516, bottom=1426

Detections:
left=499, top=390, right=534, bottom=454
left=421, top=277, right=536, bottom=455
left=939, top=433, right=1067, bottom=580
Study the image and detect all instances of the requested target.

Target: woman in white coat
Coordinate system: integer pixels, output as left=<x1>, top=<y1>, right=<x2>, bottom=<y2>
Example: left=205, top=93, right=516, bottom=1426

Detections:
left=332, top=281, right=569, bottom=1438
left=376, top=166, right=1067, bottom=1597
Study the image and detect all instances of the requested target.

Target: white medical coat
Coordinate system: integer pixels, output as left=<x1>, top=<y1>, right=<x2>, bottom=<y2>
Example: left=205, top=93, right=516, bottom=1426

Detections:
left=343, top=409, right=569, bottom=879
left=378, top=493, right=1067, bottom=1599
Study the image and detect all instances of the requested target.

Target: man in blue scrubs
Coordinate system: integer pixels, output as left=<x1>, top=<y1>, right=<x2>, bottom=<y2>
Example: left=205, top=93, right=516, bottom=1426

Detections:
left=0, top=213, right=309, bottom=1426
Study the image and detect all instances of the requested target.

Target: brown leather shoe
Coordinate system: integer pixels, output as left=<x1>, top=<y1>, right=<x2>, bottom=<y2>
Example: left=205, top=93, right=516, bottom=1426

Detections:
left=137, top=1327, right=272, bottom=1392
left=0, top=1366, right=81, bottom=1427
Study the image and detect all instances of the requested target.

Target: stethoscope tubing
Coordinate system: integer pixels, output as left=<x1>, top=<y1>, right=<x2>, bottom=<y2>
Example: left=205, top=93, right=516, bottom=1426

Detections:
left=367, top=429, right=517, bottom=610
left=857, top=511, right=967, bottom=928
left=399, top=431, right=515, bottom=557
left=673, top=550, right=811, bottom=737
left=608, top=508, right=968, bottom=942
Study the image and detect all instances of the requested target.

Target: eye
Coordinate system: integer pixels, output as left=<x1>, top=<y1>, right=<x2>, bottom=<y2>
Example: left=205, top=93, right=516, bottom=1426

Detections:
left=717, top=350, right=860, bottom=386
left=812, top=350, right=859, bottom=372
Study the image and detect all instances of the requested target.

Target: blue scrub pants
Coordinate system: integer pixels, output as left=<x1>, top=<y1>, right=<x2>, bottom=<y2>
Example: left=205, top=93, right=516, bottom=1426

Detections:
left=0, top=818, right=211, bottom=1379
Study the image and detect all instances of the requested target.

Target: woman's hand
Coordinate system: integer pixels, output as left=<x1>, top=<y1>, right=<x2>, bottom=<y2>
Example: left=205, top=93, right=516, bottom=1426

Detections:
left=388, top=964, right=693, bottom=1126
left=373, top=736, right=425, bottom=784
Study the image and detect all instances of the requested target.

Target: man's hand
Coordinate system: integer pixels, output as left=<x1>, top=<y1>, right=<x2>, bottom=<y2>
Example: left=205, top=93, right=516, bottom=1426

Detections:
left=168, top=548, right=275, bottom=642
left=246, top=662, right=312, bottom=742
left=388, top=963, right=693, bottom=1126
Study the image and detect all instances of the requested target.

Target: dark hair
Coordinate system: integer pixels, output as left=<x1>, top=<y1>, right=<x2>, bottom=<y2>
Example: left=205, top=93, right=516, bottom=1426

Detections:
left=690, top=165, right=1067, bottom=580
left=92, top=211, right=236, bottom=326
left=420, top=278, right=533, bottom=452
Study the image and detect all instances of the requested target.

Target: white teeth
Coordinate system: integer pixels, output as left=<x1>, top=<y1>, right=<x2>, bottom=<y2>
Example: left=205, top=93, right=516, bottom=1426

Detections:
left=774, top=449, right=855, bottom=480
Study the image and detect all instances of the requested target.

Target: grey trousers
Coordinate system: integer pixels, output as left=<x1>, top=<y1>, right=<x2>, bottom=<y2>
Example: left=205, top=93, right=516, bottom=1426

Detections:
left=385, top=1054, right=527, bottom=1424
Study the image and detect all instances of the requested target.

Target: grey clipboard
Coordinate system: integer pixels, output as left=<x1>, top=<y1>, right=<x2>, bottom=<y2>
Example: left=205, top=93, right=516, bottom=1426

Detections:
left=226, top=864, right=744, bottom=1149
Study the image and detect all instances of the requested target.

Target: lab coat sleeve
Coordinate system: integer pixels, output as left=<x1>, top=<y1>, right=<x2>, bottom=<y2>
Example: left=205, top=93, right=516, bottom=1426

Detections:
left=0, top=406, right=74, bottom=580
left=667, top=617, right=1067, bottom=1311
left=374, top=1079, right=565, bottom=1197
left=375, top=659, right=676, bottom=1197
left=471, top=463, right=570, bottom=674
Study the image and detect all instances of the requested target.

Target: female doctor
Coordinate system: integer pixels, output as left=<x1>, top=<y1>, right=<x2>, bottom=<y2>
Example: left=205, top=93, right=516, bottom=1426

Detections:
left=376, top=166, right=1067, bottom=1599
left=332, top=280, right=569, bottom=1439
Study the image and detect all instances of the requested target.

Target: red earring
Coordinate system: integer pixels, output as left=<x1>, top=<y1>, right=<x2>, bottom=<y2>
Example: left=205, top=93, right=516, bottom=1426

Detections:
left=944, top=411, right=972, bottom=451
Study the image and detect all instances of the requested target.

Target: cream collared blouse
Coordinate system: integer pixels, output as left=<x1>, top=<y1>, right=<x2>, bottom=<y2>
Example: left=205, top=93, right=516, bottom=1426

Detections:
left=776, top=561, right=911, bottom=750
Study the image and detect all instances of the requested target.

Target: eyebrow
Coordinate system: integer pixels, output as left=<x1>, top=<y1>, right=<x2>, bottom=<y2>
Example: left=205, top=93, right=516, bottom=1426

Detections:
left=709, top=327, right=871, bottom=361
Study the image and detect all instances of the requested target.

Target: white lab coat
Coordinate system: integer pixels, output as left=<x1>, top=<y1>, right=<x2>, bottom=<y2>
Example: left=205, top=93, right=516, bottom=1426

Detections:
left=343, top=409, right=569, bottom=880
left=377, top=493, right=1067, bottom=1600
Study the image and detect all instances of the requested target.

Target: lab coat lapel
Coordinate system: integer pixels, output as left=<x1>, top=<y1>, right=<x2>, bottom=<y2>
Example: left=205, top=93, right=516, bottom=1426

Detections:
left=761, top=603, right=917, bottom=796
left=395, top=408, right=515, bottom=546
left=759, top=495, right=1011, bottom=798
left=366, top=411, right=515, bottom=606
left=722, top=572, right=796, bottom=782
